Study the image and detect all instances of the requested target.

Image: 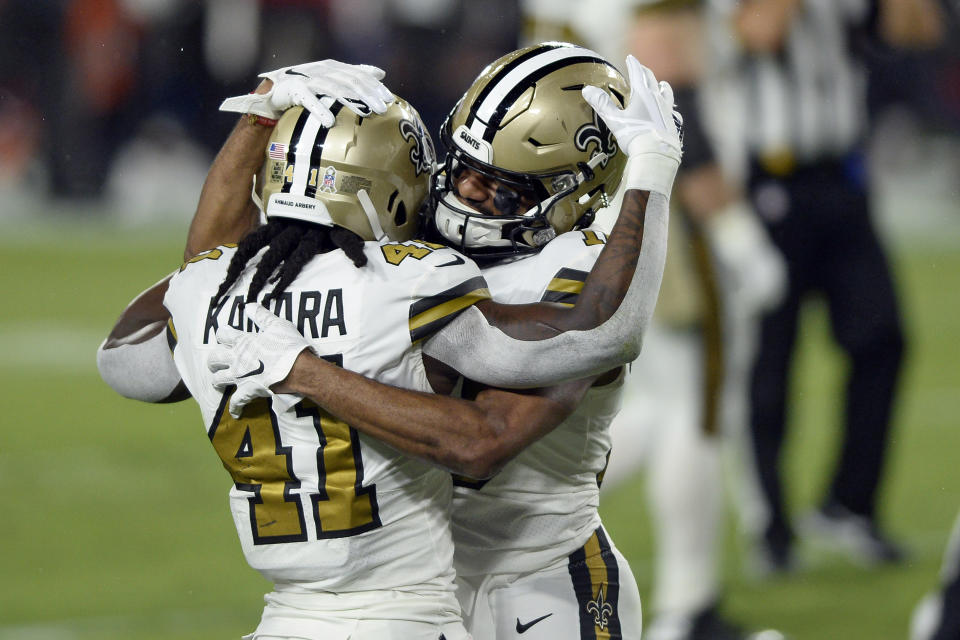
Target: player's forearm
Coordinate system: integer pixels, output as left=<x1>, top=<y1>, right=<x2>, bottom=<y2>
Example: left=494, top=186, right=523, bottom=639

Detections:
left=474, top=188, right=649, bottom=339
left=184, top=117, right=269, bottom=260
left=184, top=80, right=274, bottom=261
left=102, top=274, right=173, bottom=348
left=280, top=352, right=514, bottom=478
left=567, top=188, right=649, bottom=327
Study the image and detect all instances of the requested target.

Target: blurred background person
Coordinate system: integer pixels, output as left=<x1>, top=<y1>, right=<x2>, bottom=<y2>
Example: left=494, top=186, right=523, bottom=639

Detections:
left=0, top=0, right=518, bottom=220
left=522, top=1, right=786, bottom=638
left=703, top=0, right=944, bottom=575
left=911, top=507, right=960, bottom=640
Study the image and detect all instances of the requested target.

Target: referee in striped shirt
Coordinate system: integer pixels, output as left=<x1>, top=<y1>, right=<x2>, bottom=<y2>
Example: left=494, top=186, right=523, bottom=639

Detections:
left=710, top=0, right=943, bottom=572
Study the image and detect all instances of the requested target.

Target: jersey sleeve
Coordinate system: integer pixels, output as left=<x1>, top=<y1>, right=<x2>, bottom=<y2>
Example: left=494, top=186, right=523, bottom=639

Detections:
left=402, top=243, right=491, bottom=344
left=536, top=228, right=607, bottom=307
left=162, top=245, right=236, bottom=390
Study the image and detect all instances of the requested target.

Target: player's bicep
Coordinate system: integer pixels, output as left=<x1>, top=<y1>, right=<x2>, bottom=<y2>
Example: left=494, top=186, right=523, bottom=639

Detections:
left=103, top=274, right=174, bottom=348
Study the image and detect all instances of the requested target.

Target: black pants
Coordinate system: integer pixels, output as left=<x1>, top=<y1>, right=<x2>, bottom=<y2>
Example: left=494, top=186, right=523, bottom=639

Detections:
left=746, top=155, right=906, bottom=551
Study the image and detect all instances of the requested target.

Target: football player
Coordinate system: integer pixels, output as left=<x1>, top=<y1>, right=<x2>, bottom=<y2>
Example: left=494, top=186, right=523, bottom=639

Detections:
left=519, top=4, right=788, bottom=638
left=210, top=44, right=683, bottom=639
left=98, top=49, right=680, bottom=639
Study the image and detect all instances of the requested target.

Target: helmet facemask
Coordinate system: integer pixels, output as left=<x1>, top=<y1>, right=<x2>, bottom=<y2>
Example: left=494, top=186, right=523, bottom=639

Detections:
left=424, top=42, right=628, bottom=259
left=432, top=132, right=611, bottom=258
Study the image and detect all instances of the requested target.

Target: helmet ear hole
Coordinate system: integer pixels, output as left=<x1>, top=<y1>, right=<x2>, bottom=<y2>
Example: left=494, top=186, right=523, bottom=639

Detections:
left=394, top=200, right=407, bottom=227
left=387, top=189, right=407, bottom=227
left=609, top=87, right=626, bottom=107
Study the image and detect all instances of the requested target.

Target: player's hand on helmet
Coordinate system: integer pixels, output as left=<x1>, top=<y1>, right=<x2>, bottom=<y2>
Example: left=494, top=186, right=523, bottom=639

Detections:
left=220, top=59, right=395, bottom=128
left=208, top=303, right=314, bottom=418
left=581, top=55, right=683, bottom=196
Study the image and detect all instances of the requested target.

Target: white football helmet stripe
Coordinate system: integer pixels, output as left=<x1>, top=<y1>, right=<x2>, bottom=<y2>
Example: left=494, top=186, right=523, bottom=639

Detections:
left=291, top=114, right=322, bottom=197
left=467, top=45, right=605, bottom=142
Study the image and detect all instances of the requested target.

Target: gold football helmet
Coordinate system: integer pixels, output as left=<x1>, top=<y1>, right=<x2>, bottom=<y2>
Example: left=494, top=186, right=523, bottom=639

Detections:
left=431, top=42, right=629, bottom=257
left=260, top=97, right=435, bottom=242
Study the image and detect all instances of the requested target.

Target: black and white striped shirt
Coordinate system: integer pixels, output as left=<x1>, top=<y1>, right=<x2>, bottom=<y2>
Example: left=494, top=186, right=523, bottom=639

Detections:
left=709, top=0, right=875, bottom=169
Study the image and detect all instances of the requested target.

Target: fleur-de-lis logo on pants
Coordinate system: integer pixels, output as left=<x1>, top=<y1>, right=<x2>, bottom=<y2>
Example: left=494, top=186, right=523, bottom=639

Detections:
left=586, top=585, right=614, bottom=630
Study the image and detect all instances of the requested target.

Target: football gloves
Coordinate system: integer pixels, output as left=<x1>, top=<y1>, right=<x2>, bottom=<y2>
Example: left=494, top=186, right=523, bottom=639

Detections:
left=582, top=55, right=683, bottom=196
left=220, top=59, right=395, bottom=128
left=208, top=302, right=313, bottom=418
left=706, top=200, right=787, bottom=316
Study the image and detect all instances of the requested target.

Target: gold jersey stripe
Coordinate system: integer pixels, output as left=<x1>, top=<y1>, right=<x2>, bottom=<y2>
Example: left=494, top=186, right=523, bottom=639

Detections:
left=596, top=449, right=612, bottom=488
left=166, top=317, right=178, bottom=353
left=542, top=267, right=589, bottom=307
left=409, top=276, right=491, bottom=344
left=409, top=289, right=491, bottom=343
left=553, top=267, right=589, bottom=283
left=540, top=291, right=577, bottom=307
left=547, top=278, right=586, bottom=295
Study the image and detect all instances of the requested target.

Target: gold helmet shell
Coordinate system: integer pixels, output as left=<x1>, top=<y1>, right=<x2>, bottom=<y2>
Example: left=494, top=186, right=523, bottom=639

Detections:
left=261, top=97, right=435, bottom=242
left=434, top=42, right=628, bottom=256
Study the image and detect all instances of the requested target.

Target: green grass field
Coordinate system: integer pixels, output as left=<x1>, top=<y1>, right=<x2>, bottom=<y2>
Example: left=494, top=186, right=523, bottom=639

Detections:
left=1, top=218, right=958, bottom=639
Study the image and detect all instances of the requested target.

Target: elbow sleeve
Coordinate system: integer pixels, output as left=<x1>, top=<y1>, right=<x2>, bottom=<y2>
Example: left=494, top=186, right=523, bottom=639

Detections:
left=423, top=190, right=669, bottom=388
left=96, top=330, right=183, bottom=402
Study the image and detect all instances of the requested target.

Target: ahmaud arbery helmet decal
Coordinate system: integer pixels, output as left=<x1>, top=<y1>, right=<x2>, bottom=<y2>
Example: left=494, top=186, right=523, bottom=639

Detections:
left=432, top=41, right=629, bottom=258
left=260, top=96, right=434, bottom=242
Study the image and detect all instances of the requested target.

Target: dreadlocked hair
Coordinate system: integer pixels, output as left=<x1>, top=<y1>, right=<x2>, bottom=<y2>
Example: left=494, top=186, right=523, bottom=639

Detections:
left=213, top=220, right=368, bottom=308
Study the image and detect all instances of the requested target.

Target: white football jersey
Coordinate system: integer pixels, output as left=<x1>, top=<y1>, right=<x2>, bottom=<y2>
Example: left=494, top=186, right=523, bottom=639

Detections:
left=451, top=228, right=625, bottom=577
left=164, top=239, right=489, bottom=594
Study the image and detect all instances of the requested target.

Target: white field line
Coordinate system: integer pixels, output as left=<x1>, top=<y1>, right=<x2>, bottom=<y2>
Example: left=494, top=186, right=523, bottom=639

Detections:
left=0, top=324, right=106, bottom=374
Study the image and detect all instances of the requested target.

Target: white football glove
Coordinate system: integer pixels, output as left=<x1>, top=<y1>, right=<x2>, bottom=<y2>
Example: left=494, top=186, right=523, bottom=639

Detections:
left=706, top=200, right=787, bottom=317
left=581, top=55, right=683, bottom=196
left=220, top=59, right=395, bottom=128
left=208, top=302, right=314, bottom=418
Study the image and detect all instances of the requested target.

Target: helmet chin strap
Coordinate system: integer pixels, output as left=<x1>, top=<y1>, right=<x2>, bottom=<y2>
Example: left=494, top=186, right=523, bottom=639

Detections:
left=251, top=174, right=264, bottom=213
left=357, top=189, right=387, bottom=243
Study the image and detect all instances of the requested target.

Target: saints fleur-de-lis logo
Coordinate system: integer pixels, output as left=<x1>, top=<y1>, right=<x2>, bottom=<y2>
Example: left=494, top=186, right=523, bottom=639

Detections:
left=399, top=117, right=436, bottom=177
left=574, top=111, right=619, bottom=169
left=586, top=585, right=614, bottom=630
